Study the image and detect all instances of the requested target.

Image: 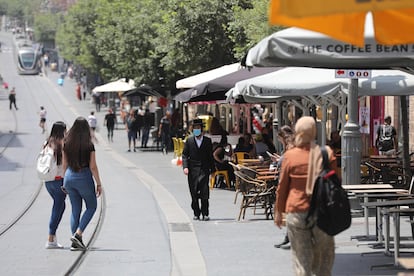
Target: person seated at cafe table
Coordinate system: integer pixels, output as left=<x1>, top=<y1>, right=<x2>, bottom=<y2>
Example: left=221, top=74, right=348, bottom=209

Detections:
left=329, top=130, right=341, bottom=154
left=212, top=135, right=235, bottom=187
left=254, top=134, right=269, bottom=159
left=235, top=133, right=256, bottom=158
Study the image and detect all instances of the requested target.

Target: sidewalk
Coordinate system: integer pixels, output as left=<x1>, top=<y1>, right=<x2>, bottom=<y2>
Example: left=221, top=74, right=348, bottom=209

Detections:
left=47, top=71, right=414, bottom=276
left=0, top=45, right=412, bottom=275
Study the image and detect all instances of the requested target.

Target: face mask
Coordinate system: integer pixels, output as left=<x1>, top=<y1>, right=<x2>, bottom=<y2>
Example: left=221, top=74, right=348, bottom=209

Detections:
left=193, top=129, right=202, bottom=136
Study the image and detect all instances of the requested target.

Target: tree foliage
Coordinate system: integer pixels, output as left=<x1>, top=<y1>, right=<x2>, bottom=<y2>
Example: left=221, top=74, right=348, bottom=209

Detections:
left=6, top=0, right=282, bottom=94
left=33, top=12, right=61, bottom=46
left=1, top=0, right=42, bottom=26
left=230, top=0, right=283, bottom=59
left=93, top=0, right=162, bottom=87
left=55, top=0, right=103, bottom=72
left=156, top=0, right=241, bottom=78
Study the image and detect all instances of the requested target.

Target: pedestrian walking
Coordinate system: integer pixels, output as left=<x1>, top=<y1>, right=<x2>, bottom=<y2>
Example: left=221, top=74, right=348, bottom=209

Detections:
left=43, top=121, right=67, bottom=249
left=104, top=108, right=116, bottom=142
left=43, top=53, right=49, bottom=67
left=75, top=83, right=82, bottom=101
left=39, top=106, right=47, bottom=133
left=136, top=108, right=144, bottom=140
left=87, top=111, right=98, bottom=143
left=93, top=93, right=101, bottom=112
left=141, top=109, right=151, bottom=148
left=272, top=125, right=295, bottom=249
left=158, top=111, right=171, bottom=154
left=9, top=87, right=18, bottom=110
left=62, top=117, right=103, bottom=251
left=125, top=109, right=138, bottom=152
left=375, top=115, right=398, bottom=156
left=274, top=116, right=337, bottom=276
left=58, top=72, right=64, bottom=86
left=182, top=119, right=215, bottom=221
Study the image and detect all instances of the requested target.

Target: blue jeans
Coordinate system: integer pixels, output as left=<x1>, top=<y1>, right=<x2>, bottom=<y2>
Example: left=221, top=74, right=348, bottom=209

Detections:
left=141, top=127, right=150, bottom=147
left=63, top=168, right=97, bottom=234
left=45, top=179, right=66, bottom=235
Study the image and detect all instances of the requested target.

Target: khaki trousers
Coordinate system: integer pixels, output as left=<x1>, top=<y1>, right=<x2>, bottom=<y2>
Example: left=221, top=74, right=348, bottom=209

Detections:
left=286, top=212, right=335, bottom=276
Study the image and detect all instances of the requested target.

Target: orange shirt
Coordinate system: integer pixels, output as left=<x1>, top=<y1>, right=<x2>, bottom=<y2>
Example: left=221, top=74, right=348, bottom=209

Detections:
left=276, top=146, right=337, bottom=213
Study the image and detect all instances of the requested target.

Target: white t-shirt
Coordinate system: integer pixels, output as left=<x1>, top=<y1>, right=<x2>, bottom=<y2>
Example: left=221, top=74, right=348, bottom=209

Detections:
left=40, top=109, right=47, bottom=119
left=88, top=115, right=97, bottom=128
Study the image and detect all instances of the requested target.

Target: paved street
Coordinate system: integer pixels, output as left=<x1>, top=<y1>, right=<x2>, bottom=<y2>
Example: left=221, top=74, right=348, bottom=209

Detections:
left=0, top=30, right=413, bottom=275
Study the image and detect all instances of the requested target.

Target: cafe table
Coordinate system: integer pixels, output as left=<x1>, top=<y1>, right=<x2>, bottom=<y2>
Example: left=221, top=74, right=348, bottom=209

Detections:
left=360, top=203, right=414, bottom=269
left=347, top=187, right=408, bottom=238
left=359, top=197, right=413, bottom=248
left=343, top=184, right=393, bottom=190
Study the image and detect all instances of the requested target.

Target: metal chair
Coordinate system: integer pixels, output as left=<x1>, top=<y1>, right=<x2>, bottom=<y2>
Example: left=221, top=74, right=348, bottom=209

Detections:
left=210, top=169, right=231, bottom=189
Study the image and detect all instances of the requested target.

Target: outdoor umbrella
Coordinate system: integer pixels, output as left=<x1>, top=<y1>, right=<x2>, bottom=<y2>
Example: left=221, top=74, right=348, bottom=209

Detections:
left=174, top=67, right=280, bottom=103
left=228, top=67, right=414, bottom=147
left=123, top=85, right=163, bottom=98
left=230, top=67, right=414, bottom=102
left=269, top=0, right=414, bottom=47
left=244, top=15, right=414, bottom=186
left=92, top=78, right=136, bottom=93
left=176, top=63, right=241, bottom=89
left=245, top=15, right=414, bottom=71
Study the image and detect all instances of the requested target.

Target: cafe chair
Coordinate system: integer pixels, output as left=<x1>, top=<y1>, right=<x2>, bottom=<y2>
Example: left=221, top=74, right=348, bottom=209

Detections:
left=234, top=170, right=273, bottom=221
left=210, top=169, right=231, bottom=189
left=229, top=162, right=241, bottom=203
left=172, top=137, right=180, bottom=158
left=233, top=152, right=249, bottom=164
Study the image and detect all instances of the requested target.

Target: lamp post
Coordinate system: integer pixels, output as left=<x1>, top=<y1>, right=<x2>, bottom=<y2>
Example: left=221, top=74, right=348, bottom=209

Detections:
left=342, top=79, right=361, bottom=185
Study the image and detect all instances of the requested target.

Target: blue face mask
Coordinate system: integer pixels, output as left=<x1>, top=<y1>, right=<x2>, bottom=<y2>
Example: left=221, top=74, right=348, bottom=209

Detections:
left=193, top=129, right=202, bottom=136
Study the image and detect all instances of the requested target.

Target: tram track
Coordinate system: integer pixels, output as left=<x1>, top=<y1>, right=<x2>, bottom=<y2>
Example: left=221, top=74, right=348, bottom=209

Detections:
left=0, top=51, right=106, bottom=274
left=0, top=96, right=44, bottom=237
left=64, top=190, right=106, bottom=276
left=31, top=75, right=107, bottom=275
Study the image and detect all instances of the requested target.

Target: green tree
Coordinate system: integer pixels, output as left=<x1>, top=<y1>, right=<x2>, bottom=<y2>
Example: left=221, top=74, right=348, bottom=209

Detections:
left=4, top=0, right=42, bottom=26
left=55, top=0, right=103, bottom=72
left=229, top=0, right=283, bottom=59
left=0, top=0, right=8, bottom=16
left=33, top=12, right=61, bottom=46
left=94, top=0, right=163, bottom=87
left=155, top=0, right=237, bottom=79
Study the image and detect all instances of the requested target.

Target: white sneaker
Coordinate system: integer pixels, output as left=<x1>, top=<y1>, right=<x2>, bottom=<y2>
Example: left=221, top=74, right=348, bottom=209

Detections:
left=45, top=239, right=64, bottom=249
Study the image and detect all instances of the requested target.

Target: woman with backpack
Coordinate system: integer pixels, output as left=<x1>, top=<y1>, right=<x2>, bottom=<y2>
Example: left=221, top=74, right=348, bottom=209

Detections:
left=43, top=121, right=67, bottom=249
left=274, top=116, right=337, bottom=276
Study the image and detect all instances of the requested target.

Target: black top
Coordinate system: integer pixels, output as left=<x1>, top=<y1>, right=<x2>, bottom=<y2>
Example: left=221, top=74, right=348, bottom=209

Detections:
left=182, top=136, right=214, bottom=172
left=105, top=113, right=116, bottom=127
left=80, top=144, right=95, bottom=168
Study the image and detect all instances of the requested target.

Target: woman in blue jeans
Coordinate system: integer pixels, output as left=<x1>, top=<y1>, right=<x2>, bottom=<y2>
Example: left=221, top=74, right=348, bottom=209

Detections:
left=63, top=117, right=102, bottom=251
left=44, top=121, right=67, bottom=249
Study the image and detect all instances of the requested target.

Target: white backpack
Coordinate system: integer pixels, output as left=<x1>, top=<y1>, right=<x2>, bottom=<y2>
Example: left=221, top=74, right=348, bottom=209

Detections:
left=36, top=145, right=58, bottom=182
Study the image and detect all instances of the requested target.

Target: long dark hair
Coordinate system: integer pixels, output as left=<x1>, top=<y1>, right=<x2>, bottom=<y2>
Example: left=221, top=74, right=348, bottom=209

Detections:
left=64, top=117, right=93, bottom=171
left=46, top=121, right=66, bottom=165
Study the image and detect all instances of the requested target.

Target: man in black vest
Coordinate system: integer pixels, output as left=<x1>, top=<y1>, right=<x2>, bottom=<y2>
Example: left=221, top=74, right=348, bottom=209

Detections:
left=182, top=119, right=214, bottom=221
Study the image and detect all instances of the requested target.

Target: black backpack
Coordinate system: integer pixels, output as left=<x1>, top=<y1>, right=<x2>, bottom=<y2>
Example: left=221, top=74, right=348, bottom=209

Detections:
left=306, top=146, right=351, bottom=236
